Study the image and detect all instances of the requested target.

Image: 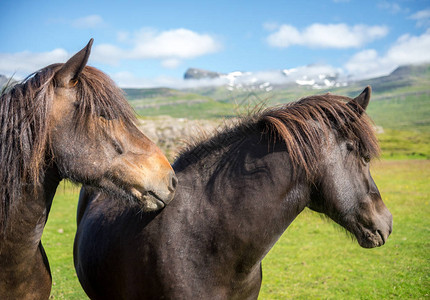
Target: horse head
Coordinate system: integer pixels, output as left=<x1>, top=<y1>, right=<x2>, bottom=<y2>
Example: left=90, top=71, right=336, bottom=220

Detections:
left=49, top=39, right=177, bottom=211
left=308, top=87, right=392, bottom=248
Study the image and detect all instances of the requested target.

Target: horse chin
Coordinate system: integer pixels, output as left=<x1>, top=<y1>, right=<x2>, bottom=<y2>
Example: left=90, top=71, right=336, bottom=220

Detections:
left=354, top=225, right=387, bottom=249
left=95, top=179, right=167, bottom=212
left=130, top=188, right=166, bottom=212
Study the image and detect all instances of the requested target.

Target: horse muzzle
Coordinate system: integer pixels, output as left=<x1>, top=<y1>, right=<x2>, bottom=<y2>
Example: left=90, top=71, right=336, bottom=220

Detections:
left=355, top=210, right=393, bottom=248
left=131, top=171, right=177, bottom=212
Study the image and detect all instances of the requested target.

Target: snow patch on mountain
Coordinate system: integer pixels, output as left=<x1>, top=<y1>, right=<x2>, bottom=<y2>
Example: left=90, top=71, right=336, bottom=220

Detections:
left=184, top=64, right=348, bottom=91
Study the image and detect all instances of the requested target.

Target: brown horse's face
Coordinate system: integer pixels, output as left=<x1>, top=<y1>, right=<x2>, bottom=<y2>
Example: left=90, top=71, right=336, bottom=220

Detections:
left=309, top=134, right=392, bottom=248
left=47, top=40, right=176, bottom=211
left=308, top=88, right=392, bottom=248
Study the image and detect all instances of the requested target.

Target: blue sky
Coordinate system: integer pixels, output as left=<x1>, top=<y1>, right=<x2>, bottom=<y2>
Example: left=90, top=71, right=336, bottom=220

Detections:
left=1, top=0, right=429, bottom=88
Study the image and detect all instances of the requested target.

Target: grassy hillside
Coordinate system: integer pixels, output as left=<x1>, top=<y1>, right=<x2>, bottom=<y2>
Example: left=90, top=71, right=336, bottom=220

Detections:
left=124, top=65, right=430, bottom=159
left=367, top=91, right=430, bottom=159
left=124, top=64, right=430, bottom=121
left=125, top=87, right=239, bottom=119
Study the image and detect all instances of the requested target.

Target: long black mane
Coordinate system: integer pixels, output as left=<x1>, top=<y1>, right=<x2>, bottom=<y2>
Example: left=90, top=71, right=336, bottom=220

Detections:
left=0, top=64, right=136, bottom=229
left=175, top=94, right=380, bottom=180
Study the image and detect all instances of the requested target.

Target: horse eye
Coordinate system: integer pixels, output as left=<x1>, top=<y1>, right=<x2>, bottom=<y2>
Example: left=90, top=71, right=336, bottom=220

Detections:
left=346, top=142, right=355, bottom=152
left=113, top=141, right=124, bottom=155
left=362, top=154, right=371, bottom=163
left=100, top=111, right=110, bottom=120
left=99, top=110, right=117, bottom=120
left=99, top=112, right=115, bottom=121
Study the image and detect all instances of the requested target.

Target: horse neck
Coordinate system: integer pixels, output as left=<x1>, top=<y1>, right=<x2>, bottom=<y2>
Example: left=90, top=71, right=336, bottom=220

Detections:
left=1, top=164, right=61, bottom=261
left=174, top=133, right=311, bottom=271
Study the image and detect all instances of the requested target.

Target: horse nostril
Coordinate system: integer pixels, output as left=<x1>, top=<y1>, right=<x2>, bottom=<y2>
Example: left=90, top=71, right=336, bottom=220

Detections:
left=169, top=173, right=178, bottom=192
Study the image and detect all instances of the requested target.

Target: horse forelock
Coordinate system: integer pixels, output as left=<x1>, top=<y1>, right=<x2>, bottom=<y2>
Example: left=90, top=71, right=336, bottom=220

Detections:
left=259, top=94, right=380, bottom=179
left=73, top=66, right=137, bottom=132
left=0, top=64, right=136, bottom=229
left=175, top=94, right=379, bottom=181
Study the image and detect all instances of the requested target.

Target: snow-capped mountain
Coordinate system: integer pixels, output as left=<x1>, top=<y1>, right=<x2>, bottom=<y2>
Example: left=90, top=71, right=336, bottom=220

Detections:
left=281, top=64, right=348, bottom=89
left=183, top=64, right=348, bottom=91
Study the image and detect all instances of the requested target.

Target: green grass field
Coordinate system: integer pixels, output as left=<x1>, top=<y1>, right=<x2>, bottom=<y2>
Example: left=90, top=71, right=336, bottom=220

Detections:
left=43, top=159, right=430, bottom=299
left=127, top=84, right=430, bottom=160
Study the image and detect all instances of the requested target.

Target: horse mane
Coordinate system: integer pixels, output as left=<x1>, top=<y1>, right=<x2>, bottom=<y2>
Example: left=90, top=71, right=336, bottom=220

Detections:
left=0, top=64, right=136, bottom=229
left=175, top=93, right=380, bottom=180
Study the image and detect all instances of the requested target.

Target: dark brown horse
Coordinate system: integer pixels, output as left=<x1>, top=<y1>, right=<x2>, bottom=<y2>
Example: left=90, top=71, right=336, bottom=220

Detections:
left=74, top=87, right=392, bottom=299
left=0, top=40, right=176, bottom=299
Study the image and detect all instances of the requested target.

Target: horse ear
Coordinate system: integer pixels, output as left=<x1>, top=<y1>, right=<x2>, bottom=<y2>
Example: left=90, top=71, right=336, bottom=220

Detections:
left=54, top=38, right=94, bottom=87
left=347, top=86, right=371, bottom=115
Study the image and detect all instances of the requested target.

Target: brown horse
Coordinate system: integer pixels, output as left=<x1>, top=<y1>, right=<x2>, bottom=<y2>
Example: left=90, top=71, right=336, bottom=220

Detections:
left=0, top=39, right=176, bottom=299
left=74, top=88, right=392, bottom=299
left=74, top=87, right=392, bottom=299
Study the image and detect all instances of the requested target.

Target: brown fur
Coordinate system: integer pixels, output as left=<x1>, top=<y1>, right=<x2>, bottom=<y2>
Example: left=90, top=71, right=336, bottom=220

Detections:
left=0, top=64, right=136, bottom=230
left=178, top=93, right=379, bottom=180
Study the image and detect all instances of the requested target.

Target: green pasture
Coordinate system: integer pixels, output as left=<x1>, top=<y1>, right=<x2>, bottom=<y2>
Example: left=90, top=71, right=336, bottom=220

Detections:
left=128, top=85, right=430, bottom=159
left=43, top=159, right=429, bottom=299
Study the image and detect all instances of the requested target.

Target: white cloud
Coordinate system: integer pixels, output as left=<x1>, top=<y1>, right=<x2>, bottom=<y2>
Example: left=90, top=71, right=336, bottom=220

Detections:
left=92, top=28, right=221, bottom=68
left=387, top=30, right=430, bottom=63
left=267, top=25, right=301, bottom=48
left=0, top=48, right=68, bottom=78
left=345, top=29, right=430, bottom=79
left=132, top=28, right=220, bottom=59
left=0, top=27, right=220, bottom=80
left=266, top=23, right=388, bottom=49
left=72, top=15, right=105, bottom=28
left=344, top=49, right=388, bottom=78
left=410, top=8, right=430, bottom=28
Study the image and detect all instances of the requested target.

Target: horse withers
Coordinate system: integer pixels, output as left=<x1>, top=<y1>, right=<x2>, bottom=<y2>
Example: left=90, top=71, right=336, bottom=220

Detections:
left=0, top=40, right=176, bottom=299
left=74, top=87, right=392, bottom=299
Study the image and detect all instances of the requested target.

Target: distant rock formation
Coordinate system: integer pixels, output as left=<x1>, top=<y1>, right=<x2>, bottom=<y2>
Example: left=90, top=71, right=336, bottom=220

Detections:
left=184, top=68, right=223, bottom=80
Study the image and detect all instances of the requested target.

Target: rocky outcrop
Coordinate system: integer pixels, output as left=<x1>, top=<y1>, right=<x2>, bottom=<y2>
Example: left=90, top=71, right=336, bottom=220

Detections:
left=184, top=68, right=223, bottom=80
left=138, top=116, right=222, bottom=161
